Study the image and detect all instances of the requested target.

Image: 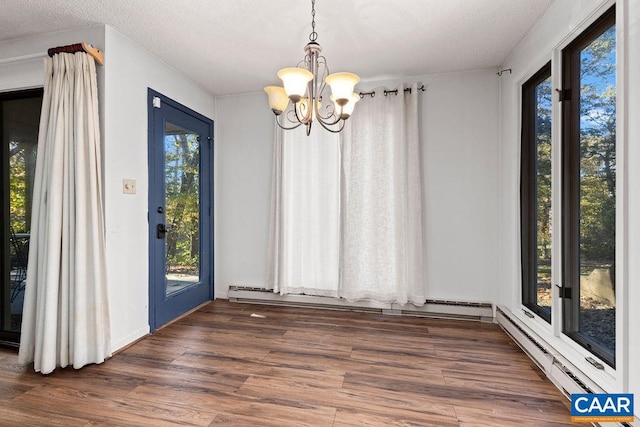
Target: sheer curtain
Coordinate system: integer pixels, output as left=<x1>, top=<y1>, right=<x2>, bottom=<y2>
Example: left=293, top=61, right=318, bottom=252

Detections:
left=266, top=83, right=424, bottom=305
left=18, top=52, right=111, bottom=374
left=266, top=125, right=341, bottom=296
left=340, top=84, right=425, bottom=305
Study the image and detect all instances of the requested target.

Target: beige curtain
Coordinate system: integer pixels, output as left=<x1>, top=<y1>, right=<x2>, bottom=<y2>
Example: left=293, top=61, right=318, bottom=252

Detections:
left=266, top=124, right=341, bottom=296
left=18, top=52, right=111, bottom=374
left=339, top=84, right=425, bottom=305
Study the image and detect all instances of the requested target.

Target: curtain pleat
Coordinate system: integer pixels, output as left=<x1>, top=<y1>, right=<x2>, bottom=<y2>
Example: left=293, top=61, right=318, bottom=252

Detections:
left=266, top=125, right=340, bottom=296
left=18, top=52, right=111, bottom=374
left=339, top=84, right=425, bottom=305
left=266, top=125, right=282, bottom=291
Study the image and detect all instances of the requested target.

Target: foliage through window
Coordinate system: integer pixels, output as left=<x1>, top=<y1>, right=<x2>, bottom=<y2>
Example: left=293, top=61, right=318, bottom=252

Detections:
left=1, top=89, right=43, bottom=339
left=521, top=62, right=552, bottom=323
left=520, top=5, right=616, bottom=368
left=562, top=6, right=616, bottom=367
left=164, top=125, right=201, bottom=289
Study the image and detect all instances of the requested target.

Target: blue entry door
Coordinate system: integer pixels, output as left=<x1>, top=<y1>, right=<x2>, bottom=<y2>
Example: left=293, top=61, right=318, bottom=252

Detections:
left=148, top=89, right=213, bottom=331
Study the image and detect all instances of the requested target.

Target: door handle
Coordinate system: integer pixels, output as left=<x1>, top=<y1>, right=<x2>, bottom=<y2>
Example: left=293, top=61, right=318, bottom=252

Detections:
left=157, top=223, right=167, bottom=239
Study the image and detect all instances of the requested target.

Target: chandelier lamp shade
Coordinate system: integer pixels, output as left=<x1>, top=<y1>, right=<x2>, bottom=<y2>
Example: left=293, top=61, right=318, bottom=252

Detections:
left=264, top=0, right=360, bottom=135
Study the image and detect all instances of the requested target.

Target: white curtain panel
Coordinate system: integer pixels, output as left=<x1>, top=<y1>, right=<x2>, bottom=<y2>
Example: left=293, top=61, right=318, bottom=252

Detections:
left=339, top=84, right=425, bottom=305
left=18, top=53, right=111, bottom=374
left=266, top=125, right=341, bottom=296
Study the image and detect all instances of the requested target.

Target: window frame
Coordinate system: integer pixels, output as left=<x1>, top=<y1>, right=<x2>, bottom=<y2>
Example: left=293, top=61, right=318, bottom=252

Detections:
left=521, top=61, right=553, bottom=323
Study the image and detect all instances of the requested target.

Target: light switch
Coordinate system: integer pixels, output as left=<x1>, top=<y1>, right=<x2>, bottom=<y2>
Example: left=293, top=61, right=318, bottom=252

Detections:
left=123, top=179, right=136, bottom=194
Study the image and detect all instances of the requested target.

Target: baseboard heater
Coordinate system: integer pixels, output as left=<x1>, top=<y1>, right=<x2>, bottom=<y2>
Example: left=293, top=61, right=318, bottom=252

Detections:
left=496, top=306, right=601, bottom=395
left=227, top=286, right=494, bottom=322
left=495, top=306, right=635, bottom=427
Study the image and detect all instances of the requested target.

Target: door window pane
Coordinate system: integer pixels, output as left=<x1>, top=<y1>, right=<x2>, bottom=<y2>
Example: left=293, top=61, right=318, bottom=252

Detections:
left=164, top=121, right=201, bottom=297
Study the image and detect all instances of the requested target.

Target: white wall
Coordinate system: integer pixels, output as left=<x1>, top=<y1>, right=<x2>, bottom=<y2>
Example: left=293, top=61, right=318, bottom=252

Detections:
left=418, top=72, right=500, bottom=302
left=214, top=92, right=274, bottom=297
left=215, top=70, right=501, bottom=303
left=498, top=0, right=639, bottom=404
left=102, top=26, right=216, bottom=350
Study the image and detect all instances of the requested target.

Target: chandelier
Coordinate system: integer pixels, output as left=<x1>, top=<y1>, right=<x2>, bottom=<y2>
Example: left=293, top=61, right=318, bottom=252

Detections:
left=264, top=0, right=360, bottom=135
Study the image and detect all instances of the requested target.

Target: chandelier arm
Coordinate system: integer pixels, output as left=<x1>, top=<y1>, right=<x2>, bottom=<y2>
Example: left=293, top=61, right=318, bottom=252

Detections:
left=315, top=104, right=335, bottom=121
left=313, top=54, right=339, bottom=122
left=314, top=56, right=328, bottom=110
left=314, top=96, right=342, bottom=126
left=315, top=116, right=346, bottom=133
left=317, top=114, right=343, bottom=127
left=316, top=55, right=329, bottom=92
left=293, top=100, right=312, bottom=124
left=285, top=107, right=299, bottom=124
left=275, top=114, right=304, bottom=131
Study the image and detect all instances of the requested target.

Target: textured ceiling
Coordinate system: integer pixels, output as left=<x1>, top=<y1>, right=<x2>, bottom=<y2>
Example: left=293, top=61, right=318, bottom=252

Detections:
left=0, top=0, right=554, bottom=96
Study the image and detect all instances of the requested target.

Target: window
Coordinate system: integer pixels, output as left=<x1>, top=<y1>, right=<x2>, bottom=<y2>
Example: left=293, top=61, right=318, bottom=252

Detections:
left=520, top=5, right=616, bottom=368
left=521, top=62, right=553, bottom=323
left=561, top=6, right=616, bottom=367
left=1, top=88, right=43, bottom=344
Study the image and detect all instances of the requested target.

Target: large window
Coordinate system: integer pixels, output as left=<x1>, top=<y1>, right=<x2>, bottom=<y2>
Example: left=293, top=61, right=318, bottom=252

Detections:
left=562, top=6, right=616, bottom=367
left=521, top=5, right=616, bottom=368
left=521, top=62, right=552, bottom=323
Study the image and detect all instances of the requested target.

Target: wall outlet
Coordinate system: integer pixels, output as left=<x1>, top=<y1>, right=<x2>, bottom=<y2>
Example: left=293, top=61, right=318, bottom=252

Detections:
left=123, top=179, right=136, bottom=194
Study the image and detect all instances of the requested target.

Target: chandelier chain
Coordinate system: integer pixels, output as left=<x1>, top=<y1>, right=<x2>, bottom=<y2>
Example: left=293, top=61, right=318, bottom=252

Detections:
left=309, top=0, right=318, bottom=42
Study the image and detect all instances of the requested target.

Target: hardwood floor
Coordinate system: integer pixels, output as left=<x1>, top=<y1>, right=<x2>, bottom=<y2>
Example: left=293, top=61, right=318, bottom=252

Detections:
left=0, top=300, right=572, bottom=426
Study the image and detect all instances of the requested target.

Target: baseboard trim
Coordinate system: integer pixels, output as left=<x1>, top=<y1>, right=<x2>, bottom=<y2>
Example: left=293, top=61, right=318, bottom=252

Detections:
left=111, top=326, right=149, bottom=353
left=227, top=286, right=494, bottom=322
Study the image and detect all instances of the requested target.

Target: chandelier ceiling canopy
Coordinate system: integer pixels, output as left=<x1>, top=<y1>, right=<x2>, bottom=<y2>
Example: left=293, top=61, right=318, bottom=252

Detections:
left=264, top=0, right=360, bottom=135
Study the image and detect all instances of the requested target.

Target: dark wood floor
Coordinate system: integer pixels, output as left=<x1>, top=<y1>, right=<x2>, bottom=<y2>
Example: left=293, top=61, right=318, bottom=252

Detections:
left=0, top=300, right=572, bottom=426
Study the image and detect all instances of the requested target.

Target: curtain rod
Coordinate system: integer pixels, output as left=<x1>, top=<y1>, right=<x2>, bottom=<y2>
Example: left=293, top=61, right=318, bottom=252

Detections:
left=359, top=84, right=426, bottom=98
left=0, top=42, right=104, bottom=66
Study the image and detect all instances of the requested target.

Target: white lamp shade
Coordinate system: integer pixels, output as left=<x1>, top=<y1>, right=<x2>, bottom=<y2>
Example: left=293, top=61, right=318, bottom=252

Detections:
left=264, top=86, right=289, bottom=113
left=331, top=93, right=360, bottom=118
left=344, top=93, right=360, bottom=116
left=277, top=67, right=313, bottom=100
left=325, top=72, right=360, bottom=101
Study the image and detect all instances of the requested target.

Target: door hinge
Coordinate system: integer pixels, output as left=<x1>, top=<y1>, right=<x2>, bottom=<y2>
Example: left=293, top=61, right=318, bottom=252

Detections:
left=152, top=96, right=161, bottom=108
left=197, top=135, right=201, bottom=142
left=556, top=88, right=571, bottom=102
